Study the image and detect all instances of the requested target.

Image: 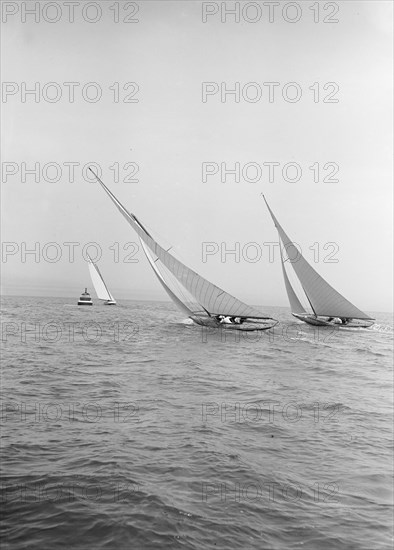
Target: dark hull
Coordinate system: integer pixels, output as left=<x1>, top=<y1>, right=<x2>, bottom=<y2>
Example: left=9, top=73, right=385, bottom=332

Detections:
left=190, top=315, right=278, bottom=331
left=292, top=313, right=374, bottom=329
left=78, top=302, right=93, bottom=306
left=220, top=322, right=275, bottom=332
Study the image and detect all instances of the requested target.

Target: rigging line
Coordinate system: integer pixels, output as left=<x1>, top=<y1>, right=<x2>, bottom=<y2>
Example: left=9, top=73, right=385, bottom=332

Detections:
left=302, top=285, right=317, bottom=316
left=200, top=305, right=212, bottom=317
left=132, top=214, right=153, bottom=239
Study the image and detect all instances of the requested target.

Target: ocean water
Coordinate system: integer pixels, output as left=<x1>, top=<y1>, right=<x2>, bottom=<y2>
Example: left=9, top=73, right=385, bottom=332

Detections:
left=1, top=296, right=393, bottom=550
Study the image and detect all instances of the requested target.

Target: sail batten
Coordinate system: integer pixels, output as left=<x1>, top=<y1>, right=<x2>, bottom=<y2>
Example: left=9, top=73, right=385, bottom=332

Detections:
left=91, top=169, right=269, bottom=319
left=264, top=198, right=373, bottom=320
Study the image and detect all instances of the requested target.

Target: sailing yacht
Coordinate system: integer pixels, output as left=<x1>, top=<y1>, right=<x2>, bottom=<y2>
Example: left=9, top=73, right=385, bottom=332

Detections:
left=89, top=168, right=277, bottom=331
left=263, top=197, right=374, bottom=328
left=87, top=254, right=116, bottom=305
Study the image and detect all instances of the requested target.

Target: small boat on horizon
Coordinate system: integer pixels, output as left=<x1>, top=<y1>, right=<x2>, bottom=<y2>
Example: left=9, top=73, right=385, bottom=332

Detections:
left=77, top=288, right=93, bottom=306
left=86, top=254, right=116, bottom=305
left=89, top=167, right=277, bottom=331
left=263, top=196, right=375, bottom=329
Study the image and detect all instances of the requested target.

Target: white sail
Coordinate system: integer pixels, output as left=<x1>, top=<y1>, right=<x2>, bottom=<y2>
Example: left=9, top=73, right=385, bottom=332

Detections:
left=139, top=239, right=194, bottom=317
left=90, top=168, right=273, bottom=320
left=264, top=197, right=373, bottom=320
left=87, top=256, right=115, bottom=303
left=280, top=247, right=307, bottom=315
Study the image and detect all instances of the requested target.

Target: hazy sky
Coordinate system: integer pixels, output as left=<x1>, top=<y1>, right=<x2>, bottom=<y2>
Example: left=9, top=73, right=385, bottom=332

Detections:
left=1, top=0, right=393, bottom=312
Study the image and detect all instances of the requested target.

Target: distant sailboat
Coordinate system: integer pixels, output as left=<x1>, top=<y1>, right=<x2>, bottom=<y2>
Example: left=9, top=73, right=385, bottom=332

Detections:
left=87, top=254, right=116, bottom=305
left=89, top=168, right=277, bottom=331
left=263, top=196, right=374, bottom=328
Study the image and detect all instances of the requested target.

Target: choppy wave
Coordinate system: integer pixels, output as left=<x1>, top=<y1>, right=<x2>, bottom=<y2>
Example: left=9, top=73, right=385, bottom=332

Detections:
left=1, top=297, right=393, bottom=550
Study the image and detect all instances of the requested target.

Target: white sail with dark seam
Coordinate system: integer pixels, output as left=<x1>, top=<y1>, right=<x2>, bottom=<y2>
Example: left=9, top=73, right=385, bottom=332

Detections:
left=91, top=169, right=271, bottom=320
left=264, top=198, right=373, bottom=320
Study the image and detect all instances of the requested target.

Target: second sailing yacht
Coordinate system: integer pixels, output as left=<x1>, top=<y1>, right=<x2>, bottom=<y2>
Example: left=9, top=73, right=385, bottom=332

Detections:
left=263, top=196, right=374, bottom=328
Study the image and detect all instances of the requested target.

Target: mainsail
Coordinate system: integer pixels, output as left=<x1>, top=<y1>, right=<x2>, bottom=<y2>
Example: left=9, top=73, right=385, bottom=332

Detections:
left=264, top=197, right=373, bottom=320
left=90, top=168, right=271, bottom=320
left=87, top=255, right=115, bottom=303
